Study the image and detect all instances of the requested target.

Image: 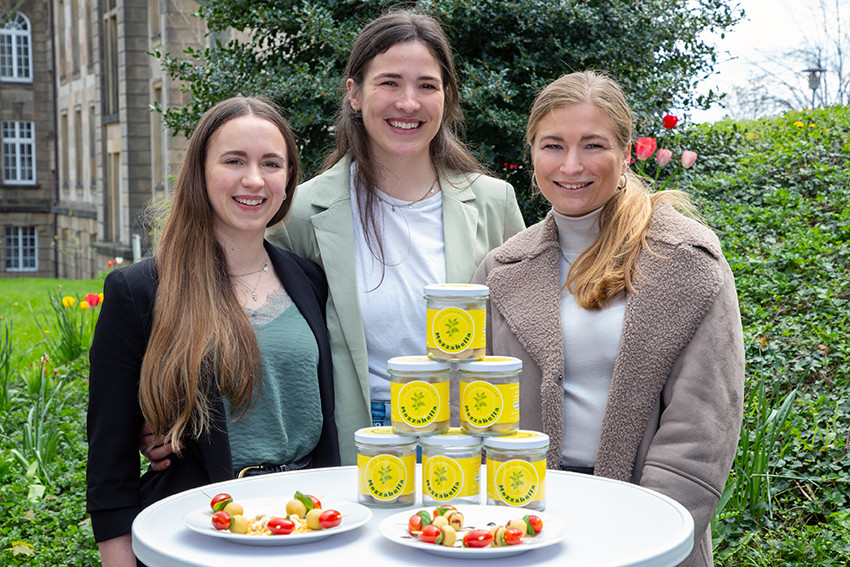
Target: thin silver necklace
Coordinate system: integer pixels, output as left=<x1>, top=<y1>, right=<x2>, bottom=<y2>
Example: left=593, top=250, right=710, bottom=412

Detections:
left=558, top=247, right=573, bottom=266
left=376, top=174, right=439, bottom=212
left=231, top=254, right=269, bottom=302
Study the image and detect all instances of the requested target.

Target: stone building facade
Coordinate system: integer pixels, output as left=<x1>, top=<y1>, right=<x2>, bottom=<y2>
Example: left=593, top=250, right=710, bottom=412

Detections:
left=1, top=1, right=54, bottom=277
left=1, top=0, right=206, bottom=279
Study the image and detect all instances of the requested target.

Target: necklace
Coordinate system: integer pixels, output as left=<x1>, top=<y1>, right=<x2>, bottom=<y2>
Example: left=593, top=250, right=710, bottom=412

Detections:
left=376, top=174, right=439, bottom=212
left=558, top=247, right=573, bottom=266
left=231, top=254, right=269, bottom=302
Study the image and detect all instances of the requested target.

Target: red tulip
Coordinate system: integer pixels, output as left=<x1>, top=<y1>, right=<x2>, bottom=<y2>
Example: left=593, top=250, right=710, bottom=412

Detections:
left=634, top=137, right=657, bottom=160
left=681, top=150, right=698, bottom=168
left=662, top=114, right=679, bottom=129
left=656, top=148, right=673, bottom=166
left=85, top=293, right=101, bottom=307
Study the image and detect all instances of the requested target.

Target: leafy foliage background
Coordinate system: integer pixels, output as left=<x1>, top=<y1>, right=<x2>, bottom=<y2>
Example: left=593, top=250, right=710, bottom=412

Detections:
left=153, top=0, right=740, bottom=222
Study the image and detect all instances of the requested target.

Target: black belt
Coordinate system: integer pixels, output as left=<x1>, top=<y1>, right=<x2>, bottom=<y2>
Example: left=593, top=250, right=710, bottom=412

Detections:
left=559, top=459, right=594, bottom=475
left=236, top=454, right=312, bottom=478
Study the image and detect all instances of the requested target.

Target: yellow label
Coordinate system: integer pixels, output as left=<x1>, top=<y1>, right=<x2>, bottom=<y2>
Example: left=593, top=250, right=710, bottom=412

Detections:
left=426, top=307, right=485, bottom=354
left=486, top=458, right=546, bottom=506
left=459, top=381, right=519, bottom=426
left=422, top=455, right=480, bottom=501
left=358, top=453, right=415, bottom=501
left=391, top=380, right=449, bottom=428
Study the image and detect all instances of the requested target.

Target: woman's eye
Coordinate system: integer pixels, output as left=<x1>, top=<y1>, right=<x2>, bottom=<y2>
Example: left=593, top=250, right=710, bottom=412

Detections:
left=263, top=161, right=282, bottom=169
left=380, top=80, right=398, bottom=87
left=224, top=158, right=242, bottom=165
left=542, top=144, right=562, bottom=150
left=421, top=83, right=438, bottom=90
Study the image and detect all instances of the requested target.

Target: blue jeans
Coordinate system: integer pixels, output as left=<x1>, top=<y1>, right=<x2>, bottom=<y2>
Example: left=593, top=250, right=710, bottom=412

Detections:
left=370, top=400, right=392, bottom=426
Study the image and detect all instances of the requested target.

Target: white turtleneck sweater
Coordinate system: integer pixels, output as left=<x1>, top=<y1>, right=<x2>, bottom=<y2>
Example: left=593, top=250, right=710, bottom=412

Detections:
left=554, top=207, right=626, bottom=468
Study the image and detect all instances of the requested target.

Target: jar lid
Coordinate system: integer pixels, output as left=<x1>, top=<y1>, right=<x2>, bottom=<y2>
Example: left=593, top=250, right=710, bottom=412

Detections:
left=424, top=283, right=490, bottom=298
left=458, top=356, right=522, bottom=372
left=354, top=426, right=417, bottom=445
left=387, top=355, right=452, bottom=372
left=483, top=430, right=549, bottom=450
left=418, top=427, right=483, bottom=447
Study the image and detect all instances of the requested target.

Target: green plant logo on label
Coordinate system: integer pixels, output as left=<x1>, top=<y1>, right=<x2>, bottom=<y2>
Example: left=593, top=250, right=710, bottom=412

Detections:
left=494, top=459, right=538, bottom=506
left=431, top=307, right=474, bottom=353
left=365, top=455, right=407, bottom=501
left=397, top=381, right=440, bottom=427
left=424, top=456, right=463, bottom=501
left=462, top=380, right=503, bottom=426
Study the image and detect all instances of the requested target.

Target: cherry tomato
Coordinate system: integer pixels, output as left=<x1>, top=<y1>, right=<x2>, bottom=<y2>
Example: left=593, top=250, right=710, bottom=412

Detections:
left=210, top=510, right=232, bottom=531
left=308, top=494, right=322, bottom=510
left=267, top=517, right=295, bottom=535
left=318, top=509, right=342, bottom=529
left=432, top=504, right=456, bottom=519
left=523, top=514, right=543, bottom=536
left=210, top=493, right=232, bottom=512
left=419, top=524, right=444, bottom=545
left=503, top=527, right=524, bottom=546
left=408, top=511, right=427, bottom=534
left=463, top=529, right=493, bottom=548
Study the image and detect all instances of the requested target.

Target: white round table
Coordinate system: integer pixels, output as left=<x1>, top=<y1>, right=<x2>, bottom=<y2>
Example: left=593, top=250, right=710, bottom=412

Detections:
left=132, top=465, right=693, bottom=566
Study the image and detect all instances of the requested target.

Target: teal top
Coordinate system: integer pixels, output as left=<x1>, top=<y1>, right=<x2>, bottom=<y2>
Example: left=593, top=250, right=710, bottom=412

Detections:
left=225, top=288, right=322, bottom=469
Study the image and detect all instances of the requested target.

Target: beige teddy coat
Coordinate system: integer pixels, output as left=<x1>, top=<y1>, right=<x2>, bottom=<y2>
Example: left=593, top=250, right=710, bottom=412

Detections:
left=472, top=203, right=745, bottom=567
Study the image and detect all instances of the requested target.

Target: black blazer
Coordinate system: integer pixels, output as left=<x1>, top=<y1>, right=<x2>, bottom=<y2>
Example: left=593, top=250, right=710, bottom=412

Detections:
left=86, top=242, right=339, bottom=543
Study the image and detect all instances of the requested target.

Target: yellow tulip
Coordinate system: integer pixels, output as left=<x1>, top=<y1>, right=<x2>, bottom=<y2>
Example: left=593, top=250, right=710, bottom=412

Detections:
left=62, top=296, right=77, bottom=307
left=79, top=301, right=90, bottom=310
left=793, top=121, right=804, bottom=127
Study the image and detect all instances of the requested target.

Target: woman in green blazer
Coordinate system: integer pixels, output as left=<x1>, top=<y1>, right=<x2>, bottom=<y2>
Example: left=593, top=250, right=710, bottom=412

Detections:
left=266, top=10, right=524, bottom=464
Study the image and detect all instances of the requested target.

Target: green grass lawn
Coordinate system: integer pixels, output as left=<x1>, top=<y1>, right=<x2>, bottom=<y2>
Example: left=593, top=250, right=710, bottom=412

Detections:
left=0, top=278, right=104, bottom=346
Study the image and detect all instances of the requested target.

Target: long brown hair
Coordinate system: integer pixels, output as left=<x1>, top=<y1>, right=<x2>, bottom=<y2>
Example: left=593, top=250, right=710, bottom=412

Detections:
left=326, top=9, right=486, bottom=266
left=140, top=97, right=300, bottom=452
left=527, top=71, right=694, bottom=309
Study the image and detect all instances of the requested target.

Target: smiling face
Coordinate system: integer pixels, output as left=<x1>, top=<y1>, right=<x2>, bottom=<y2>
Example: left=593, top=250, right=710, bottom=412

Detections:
left=347, top=40, right=445, bottom=167
left=204, top=114, right=290, bottom=243
left=531, top=103, right=629, bottom=217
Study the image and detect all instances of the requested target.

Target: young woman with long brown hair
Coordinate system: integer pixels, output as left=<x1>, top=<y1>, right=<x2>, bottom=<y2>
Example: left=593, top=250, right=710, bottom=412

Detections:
left=87, top=97, right=339, bottom=566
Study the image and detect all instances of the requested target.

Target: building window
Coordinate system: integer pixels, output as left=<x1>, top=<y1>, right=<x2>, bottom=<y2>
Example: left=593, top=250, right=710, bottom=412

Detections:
left=71, top=0, right=80, bottom=72
left=152, top=83, right=164, bottom=192
left=61, top=113, right=69, bottom=188
left=5, top=226, right=38, bottom=272
left=102, top=4, right=119, bottom=117
left=1, top=121, right=36, bottom=184
left=0, top=12, right=32, bottom=82
left=75, top=107, right=83, bottom=187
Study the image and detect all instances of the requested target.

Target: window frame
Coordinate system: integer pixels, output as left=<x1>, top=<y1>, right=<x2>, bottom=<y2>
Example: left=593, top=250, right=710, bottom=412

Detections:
left=2, top=121, right=36, bottom=185
left=0, top=12, right=33, bottom=83
left=4, top=226, right=38, bottom=273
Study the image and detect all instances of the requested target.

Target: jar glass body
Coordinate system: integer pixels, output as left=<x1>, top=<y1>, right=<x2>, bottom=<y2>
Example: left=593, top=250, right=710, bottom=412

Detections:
left=421, top=436, right=483, bottom=506
left=484, top=443, right=548, bottom=511
left=458, top=368, right=520, bottom=436
left=355, top=428, right=417, bottom=508
left=389, top=367, right=450, bottom=436
left=425, top=293, right=487, bottom=361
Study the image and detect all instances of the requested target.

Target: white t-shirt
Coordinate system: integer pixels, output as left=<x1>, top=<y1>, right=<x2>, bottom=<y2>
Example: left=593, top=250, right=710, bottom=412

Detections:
left=349, top=167, right=446, bottom=401
left=554, top=208, right=626, bottom=468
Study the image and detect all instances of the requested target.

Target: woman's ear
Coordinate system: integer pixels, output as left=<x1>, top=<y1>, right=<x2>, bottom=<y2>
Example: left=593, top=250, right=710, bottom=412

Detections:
left=346, top=78, right=360, bottom=111
left=622, top=143, right=631, bottom=173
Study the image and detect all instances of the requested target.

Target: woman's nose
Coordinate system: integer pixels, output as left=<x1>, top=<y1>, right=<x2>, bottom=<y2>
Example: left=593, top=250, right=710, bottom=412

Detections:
left=396, top=86, right=421, bottom=112
left=241, top=165, right=264, bottom=187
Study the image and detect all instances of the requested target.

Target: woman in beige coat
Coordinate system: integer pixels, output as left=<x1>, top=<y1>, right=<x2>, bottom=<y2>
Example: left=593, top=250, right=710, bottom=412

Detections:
left=472, top=71, right=744, bottom=567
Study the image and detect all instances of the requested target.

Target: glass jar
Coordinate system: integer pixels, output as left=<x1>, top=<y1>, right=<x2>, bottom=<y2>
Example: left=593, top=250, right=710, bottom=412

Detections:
left=458, top=356, right=521, bottom=436
left=355, top=427, right=417, bottom=508
left=420, top=428, right=483, bottom=506
left=388, top=356, right=450, bottom=436
left=424, top=283, right=489, bottom=361
left=483, top=430, right=549, bottom=511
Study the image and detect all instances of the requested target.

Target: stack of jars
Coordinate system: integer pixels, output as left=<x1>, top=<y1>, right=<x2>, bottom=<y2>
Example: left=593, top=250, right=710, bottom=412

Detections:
left=355, top=284, right=549, bottom=511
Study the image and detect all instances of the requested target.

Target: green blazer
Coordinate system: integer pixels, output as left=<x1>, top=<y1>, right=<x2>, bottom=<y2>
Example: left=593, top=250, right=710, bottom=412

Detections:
left=267, top=155, right=525, bottom=464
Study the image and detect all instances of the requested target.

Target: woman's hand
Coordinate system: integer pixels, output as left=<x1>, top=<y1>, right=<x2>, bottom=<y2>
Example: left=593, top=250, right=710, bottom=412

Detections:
left=97, top=534, right=136, bottom=567
left=139, top=422, right=173, bottom=471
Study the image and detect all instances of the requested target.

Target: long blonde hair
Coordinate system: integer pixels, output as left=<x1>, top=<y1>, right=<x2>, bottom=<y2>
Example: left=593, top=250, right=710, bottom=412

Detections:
left=140, top=97, right=300, bottom=452
left=527, top=71, right=694, bottom=309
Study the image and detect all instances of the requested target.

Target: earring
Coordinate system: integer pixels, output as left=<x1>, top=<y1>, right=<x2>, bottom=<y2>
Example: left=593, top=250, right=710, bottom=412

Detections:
left=617, top=174, right=627, bottom=189
left=531, top=173, right=539, bottom=189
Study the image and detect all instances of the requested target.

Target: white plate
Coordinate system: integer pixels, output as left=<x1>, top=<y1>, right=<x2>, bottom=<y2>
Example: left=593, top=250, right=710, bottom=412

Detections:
left=182, top=498, right=371, bottom=546
left=378, top=505, right=567, bottom=559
